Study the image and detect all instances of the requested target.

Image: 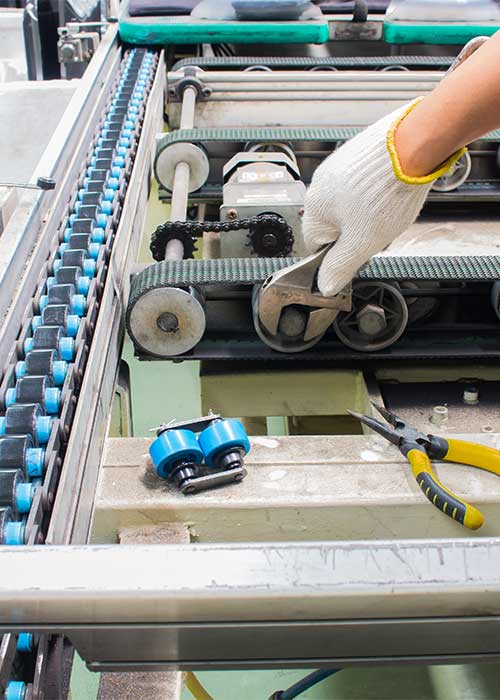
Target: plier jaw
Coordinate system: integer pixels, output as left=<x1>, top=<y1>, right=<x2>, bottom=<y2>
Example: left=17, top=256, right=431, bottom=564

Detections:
left=349, top=402, right=500, bottom=530
left=348, top=403, right=431, bottom=453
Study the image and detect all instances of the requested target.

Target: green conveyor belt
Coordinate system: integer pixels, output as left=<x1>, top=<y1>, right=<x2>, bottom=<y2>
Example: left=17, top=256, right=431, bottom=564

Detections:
left=119, top=10, right=328, bottom=45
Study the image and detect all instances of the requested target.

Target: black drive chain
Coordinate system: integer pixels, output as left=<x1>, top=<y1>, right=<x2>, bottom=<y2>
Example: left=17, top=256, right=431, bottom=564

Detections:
left=150, top=213, right=294, bottom=261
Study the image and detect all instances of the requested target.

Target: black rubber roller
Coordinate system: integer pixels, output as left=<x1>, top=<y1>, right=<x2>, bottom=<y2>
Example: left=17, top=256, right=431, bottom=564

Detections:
left=0, top=469, right=31, bottom=516
left=24, top=349, right=58, bottom=373
left=28, top=326, right=64, bottom=353
left=77, top=205, right=100, bottom=221
left=0, top=506, right=12, bottom=531
left=17, top=349, right=67, bottom=387
left=86, top=168, right=108, bottom=182
left=0, top=435, right=44, bottom=478
left=54, top=267, right=82, bottom=287
left=58, top=250, right=86, bottom=269
left=84, top=180, right=106, bottom=194
left=45, top=284, right=76, bottom=307
left=1, top=403, right=51, bottom=446
left=40, top=286, right=85, bottom=320
left=0, top=470, right=23, bottom=504
left=67, top=234, right=92, bottom=250
left=40, top=304, right=73, bottom=328
left=5, top=375, right=60, bottom=416
left=72, top=219, right=94, bottom=234
left=80, top=192, right=102, bottom=207
left=93, top=157, right=113, bottom=171
left=24, top=325, right=74, bottom=362
left=0, top=506, right=24, bottom=545
left=94, top=148, right=114, bottom=161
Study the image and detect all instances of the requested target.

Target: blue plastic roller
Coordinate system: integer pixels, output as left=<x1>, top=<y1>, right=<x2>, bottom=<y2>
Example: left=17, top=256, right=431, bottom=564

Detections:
left=149, top=429, right=203, bottom=480
left=198, top=419, right=250, bottom=469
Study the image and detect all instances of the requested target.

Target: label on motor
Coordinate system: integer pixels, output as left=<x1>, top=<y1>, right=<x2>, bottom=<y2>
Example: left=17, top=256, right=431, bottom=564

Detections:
left=237, top=171, right=286, bottom=184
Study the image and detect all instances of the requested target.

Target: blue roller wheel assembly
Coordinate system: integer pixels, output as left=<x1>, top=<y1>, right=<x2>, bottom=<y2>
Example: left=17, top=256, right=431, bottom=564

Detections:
left=150, top=414, right=251, bottom=495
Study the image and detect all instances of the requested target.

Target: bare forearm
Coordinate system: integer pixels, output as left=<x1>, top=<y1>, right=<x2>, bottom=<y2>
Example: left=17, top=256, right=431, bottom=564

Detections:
left=395, top=30, right=500, bottom=176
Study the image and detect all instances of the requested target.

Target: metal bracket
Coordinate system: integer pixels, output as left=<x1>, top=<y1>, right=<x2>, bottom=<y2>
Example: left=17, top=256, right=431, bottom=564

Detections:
left=178, top=465, right=247, bottom=495
left=153, top=412, right=222, bottom=437
left=329, top=19, right=383, bottom=41
left=167, top=68, right=212, bottom=101
left=57, top=23, right=105, bottom=66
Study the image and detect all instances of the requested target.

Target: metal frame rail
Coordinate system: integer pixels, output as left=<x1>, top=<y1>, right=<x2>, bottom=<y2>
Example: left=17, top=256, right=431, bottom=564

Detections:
left=1, top=540, right=500, bottom=670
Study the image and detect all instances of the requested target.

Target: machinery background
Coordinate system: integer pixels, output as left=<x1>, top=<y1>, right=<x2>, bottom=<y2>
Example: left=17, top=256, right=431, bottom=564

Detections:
left=1, top=2, right=500, bottom=699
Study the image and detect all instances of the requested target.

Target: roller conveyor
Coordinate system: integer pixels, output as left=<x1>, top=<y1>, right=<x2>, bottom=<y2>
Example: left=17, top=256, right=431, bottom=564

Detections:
left=0, top=46, right=158, bottom=543
left=0, top=37, right=160, bottom=696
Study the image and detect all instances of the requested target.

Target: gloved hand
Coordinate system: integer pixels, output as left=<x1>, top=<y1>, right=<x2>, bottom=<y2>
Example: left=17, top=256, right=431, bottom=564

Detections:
left=302, top=99, right=465, bottom=296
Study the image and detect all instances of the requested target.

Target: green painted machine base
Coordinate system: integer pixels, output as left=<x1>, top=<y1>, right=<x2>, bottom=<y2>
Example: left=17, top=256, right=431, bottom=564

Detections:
left=119, top=14, right=328, bottom=45
left=384, top=21, right=500, bottom=45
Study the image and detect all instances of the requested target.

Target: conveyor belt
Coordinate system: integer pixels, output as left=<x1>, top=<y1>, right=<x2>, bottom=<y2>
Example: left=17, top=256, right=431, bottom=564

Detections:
left=127, top=256, right=500, bottom=361
left=0, top=47, right=158, bottom=699
left=155, top=126, right=500, bottom=159
left=171, top=55, right=455, bottom=71
left=129, top=256, right=500, bottom=302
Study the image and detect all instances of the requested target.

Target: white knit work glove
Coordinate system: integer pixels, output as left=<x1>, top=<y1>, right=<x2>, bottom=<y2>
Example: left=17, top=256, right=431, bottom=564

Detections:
left=302, top=99, right=465, bottom=296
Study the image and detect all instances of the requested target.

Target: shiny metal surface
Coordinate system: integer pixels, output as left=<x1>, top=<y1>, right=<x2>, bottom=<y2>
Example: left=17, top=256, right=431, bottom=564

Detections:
left=0, top=537, right=499, bottom=622
left=167, top=70, right=441, bottom=128
left=127, top=286, right=206, bottom=357
left=1, top=539, right=500, bottom=668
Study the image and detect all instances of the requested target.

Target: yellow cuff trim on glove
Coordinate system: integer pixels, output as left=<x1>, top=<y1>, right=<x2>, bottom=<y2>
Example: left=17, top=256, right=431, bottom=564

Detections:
left=387, top=97, right=467, bottom=185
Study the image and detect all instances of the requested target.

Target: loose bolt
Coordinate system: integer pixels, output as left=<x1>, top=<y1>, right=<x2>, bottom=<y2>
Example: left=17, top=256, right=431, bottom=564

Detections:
left=430, top=405, right=448, bottom=427
left=463, top=385, right=479, bottom=405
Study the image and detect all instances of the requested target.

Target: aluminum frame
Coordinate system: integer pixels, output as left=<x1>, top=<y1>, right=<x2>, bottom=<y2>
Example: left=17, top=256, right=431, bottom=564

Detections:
left=1, top=539, right=500, bottom=669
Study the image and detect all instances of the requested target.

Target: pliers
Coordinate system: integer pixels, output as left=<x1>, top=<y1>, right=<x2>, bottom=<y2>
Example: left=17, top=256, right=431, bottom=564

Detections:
left=348, top=403, right=500, bottom=530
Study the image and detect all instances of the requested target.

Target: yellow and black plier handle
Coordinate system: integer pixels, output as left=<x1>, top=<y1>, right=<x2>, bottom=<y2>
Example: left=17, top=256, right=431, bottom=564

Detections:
left=405, top=438, right=500, bottom=530
left=349, top=404, right=500, bottom=530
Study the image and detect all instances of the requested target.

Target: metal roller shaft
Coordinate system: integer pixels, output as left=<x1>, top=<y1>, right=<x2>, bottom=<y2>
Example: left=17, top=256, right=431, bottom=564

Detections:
left=165, top=86, right=197, bottom=260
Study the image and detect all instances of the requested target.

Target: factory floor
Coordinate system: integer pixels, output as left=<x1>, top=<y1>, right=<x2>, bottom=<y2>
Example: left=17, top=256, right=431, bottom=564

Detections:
left=69, top=181, right=500, bottom=700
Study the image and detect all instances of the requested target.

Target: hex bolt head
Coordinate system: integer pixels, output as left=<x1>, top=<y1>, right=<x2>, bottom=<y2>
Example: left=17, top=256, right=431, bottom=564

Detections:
left=356, top=304, right=387, bottom=336
left=278, top=307, right=307, bottom=338
left=60, top=43, right=76, bottom=61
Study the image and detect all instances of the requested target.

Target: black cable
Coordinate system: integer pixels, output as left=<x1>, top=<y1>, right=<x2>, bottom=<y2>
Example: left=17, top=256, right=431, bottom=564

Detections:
left=271, top=669, right=342, bottom=700
left=352, top=0, right=368, bottom=22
